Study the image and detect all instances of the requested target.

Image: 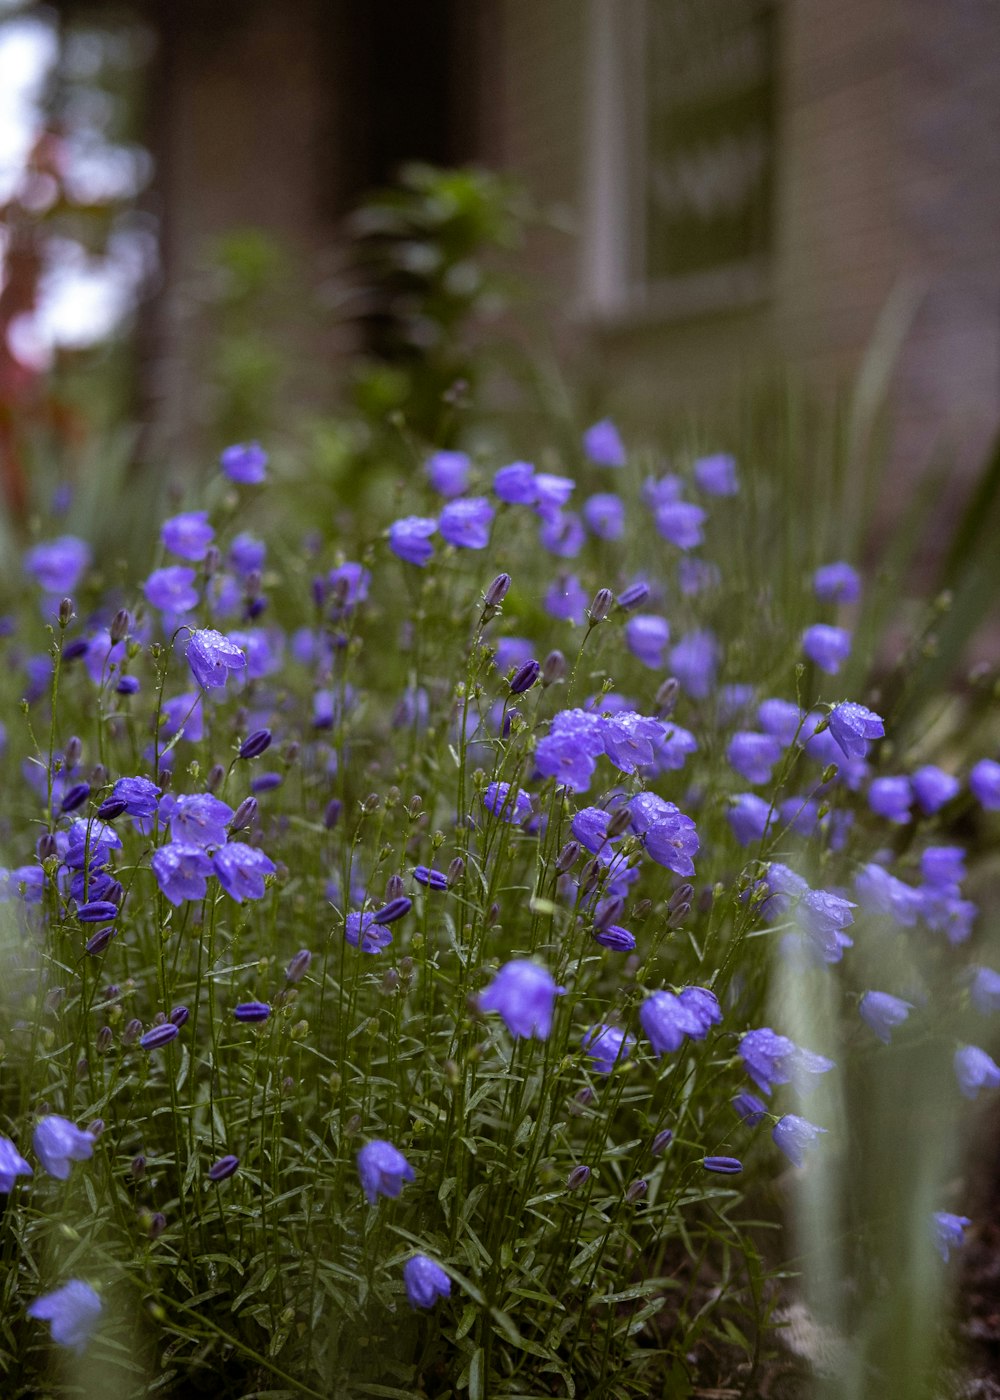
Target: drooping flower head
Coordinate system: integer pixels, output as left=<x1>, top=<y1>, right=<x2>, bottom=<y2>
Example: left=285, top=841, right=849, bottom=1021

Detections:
left=389, top=516, right=437, bottom=566
left=581, top=1024, right=635, bottom=1074
left=772, top=1114, right=827, bottom=1167
left=27, top=1281, right=102, bottom=1354
left=478, top=959, right=565, bottom=1040
left=583, top=419, right=625, bottom=467
left=827, top=702, right=884, bottom=760
left=932, top=1211, right=971, bottom=1262
left=403, top=1254, right=452, bottom=1309
left=212, top=843, right=275, bottom=903
left=357, top=1139, right=415, bottom=1203
left=162, top=511, right=215, bottom=561
left=425, top=449, right=470, bottom=497
left=151, top=844, right=213, bottom=906
left=813, top=561, right=860, bottom=604
left=693, top=452, right=739, bottom=495
left=802, top=624, right=851, bottom=675
left=221, top=441, right=268, bottom=484
left=859, top=991, right=914, bottom=1044
left=739, top=1028, right=835, bottom=1096
left=0, top=1135, right=33, bottom=1192
left=954, top=1044, right=1000, bottom=1099
left=33, top=1116, right=95, bottom=1180
left=186, top=629, right=247, bottom=690
left=439, top=497, right=494, bottom=550
left=24, top=536, right=92, bottom=595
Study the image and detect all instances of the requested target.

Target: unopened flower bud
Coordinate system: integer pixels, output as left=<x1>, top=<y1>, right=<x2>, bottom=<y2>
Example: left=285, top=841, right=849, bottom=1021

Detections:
left=239, top=728, right=272, bottom=759
left=668, top=883, right=694, bottom=912
left=96, top=796, right=126, bottom=820
left=204, top=545, right=222, bottom=577
left=324, top=798, right=342, bottom=829
left=652, top=1128, right=674, bottom=1155
left=667, top=902, right=691, bottom=928
left=373, top=896, right=411, bottom=924
left=58, top=597, right=74, bottom=628
left=96, top=1026, right=113, bottom=1054
left=594, top=896, right=624, bottom=932
left=36, top=832, right=57, bottom=861
left=363, top=793, right=380, bottom=812
left=625, top=1178, right=648, bottom=1203
left=286, top=949, right=312, bottom=983
left=509, top=659, right=540, bottom=695
left=447, top=856, right=465, bottom=886
left=606, top=806, right=633, bottom=839
left=123, top=1018, right=143, bottom=1045
left=555, top=840, right=580, bottom=873
left=484, top=573, right=511, bottom=609
left=131, top=1154, right=146, bottom=1180
left=567, top=1164, right=592, bottom=1191
left=60, top=782, right=90, bottom=814
left=617, top=582, right=649, bottom=611
left=588, top=588, right=614, bottom=624
left=542, top=649, right=567, bottom=686
left=655, top=677, right=680, bottom=717
left=206, top=763, right=225, bottom=793
left=65, top=736, right=82, bottom=766
left=109, top=608, right=131, bottom=644
left=230, top=795, right=258, bottom=832
left=169, top=1005, right=190, bottom=1027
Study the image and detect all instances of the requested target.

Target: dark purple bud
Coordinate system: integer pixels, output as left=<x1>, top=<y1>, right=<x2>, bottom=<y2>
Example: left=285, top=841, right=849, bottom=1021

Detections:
left=139, top=1023, right=179, bottom=1050
left=588, top=588, right=614, bottom=624
left=96, top=1026, right=113, bottom=1053
left=251, top=772, right=283, bottom=793
left=77, top=901, right=118, bottom=924
left=88, top=1118, right=105, bottom=1137
left=593, top=924, right=636, bottom=952
left=109, top=608, right=131, bottom=644
left=58, top=597, right=74, bottom=627
left=244, top=569, right=262, bottom=600
left=487, top=902, right=501, bottom=926
left=311, top=575, right=328, bottom=609
left=373, top=896, right=411, bottom=924
left=594, top=896, right=624, bottom=932
left=509, top=659, right=540, bottom=695
left=667, top=902, right=691, bottom=928
left=230, top=796, right=258, bottom=832
left=206, top=763, right=225, bottom=793
left=580, top=859, right=603, bottom=897
left=96, top=796, right=127, bottom=820
left=656, top=677, right=680, bottom=717
left=484, top=573, right=511, bottom=609
left=652, top=1128, right=674, bottom=1155
left=246, top=596, right=268, bottom=621
left=36, top=832, right=58, bottom=861
left=384, top=873, right=406, bottom=902
left=446, top=856, right=465, bottom=886
left=382, top=968, right=400, bottom=993
left=116, top=675, right=140, bottom=695
left=668, top=883, right=694, bottom=912
left=625, top=1178, right=648, bottom=1203
left=131, top=1154, right=146, bottom=1180
left=555, top=840, right=580, bottom=873
left=234, top=1001, right=271, bottom=1023
left=65, top=736, right=82, bottom=766
left=567, top=1164, right=591, bottom=1191
left=703, top=1156, right=743, bottom=1174
left=62, top=638, right=88, bottom=662
left=104, top=881, right=123, bottom=907
left=617, top=582, right=649, bottom=611
left=414, top=864, right=447, bottom=890
left=204, top=545, right=222, bottom=576
left=60, top=782, right=90, bottom=815
left=123, top=1017, right=143, bottom=1045
left=76, top=1056, right=89, bottom=1079
left=502, top=706, right=520, bottom=738
left=541, top=649, right=567, bottom=686
left=239, top=728, right=272, bottom=759
left=85, top=925, right=116, bottom=956
left=169, top=1004, right=190, bottom=1027
left=324, top=798, right=342, bottom=829
left=286, top=949, right=312, bottom=983
left=606, top=806, right=633, bottom=839
left=148, top=1210, right=167, bottom=1239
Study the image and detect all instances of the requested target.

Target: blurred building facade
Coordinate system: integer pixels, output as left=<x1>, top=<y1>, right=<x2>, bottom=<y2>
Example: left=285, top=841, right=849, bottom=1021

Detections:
left=62, top=0, right=999, bottom=479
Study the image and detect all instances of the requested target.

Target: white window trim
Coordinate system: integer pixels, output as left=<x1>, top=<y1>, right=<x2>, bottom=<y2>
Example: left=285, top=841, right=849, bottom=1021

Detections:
left=580, top=0, right=773, bottom=328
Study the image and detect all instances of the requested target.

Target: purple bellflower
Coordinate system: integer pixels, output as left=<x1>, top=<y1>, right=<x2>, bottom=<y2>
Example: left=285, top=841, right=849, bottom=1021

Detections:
left=186, top=629, right=247, bottom=690
left=0, top=1135, right=33, bottom=1191
left=212, top=843, right=275, bottom=902
left=389, top=516, right=437, bottom=566
left=33, top=1116, right=95, bottom=1180
left=583, top=419, right=626, bottom=467
left=693, top=452, right=738, bottom=495
left=357, top=1139, right=415, bottom=1203
left=162, top=511, right=214, bottom=561
left=221, top=441, right=268, bottom=484
left=404, top=1254, right=452, bottom=1309
left=859, top=991, right=914, bottom=1044
left=582, top=1024, right=635, bottom=1073
left=27, top=1281, right=102, bottom=1354
left=933, top=1211, right=971, bottom=1262
left=827, top=702, right=884, bottom=760
left=802, top=624, right=851, bottom=675
left=814, top=562, right=860, bottom=603
left=772, top=1114, right=827, bottom=1167
left=954, top=1044, right=1000, bottom=1099
left=478, top=959, right=565, bottom=1040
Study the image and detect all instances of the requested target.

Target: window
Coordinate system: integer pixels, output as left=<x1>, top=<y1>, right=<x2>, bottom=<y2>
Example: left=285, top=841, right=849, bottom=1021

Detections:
left=584, top=0, right=778, bottom=321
